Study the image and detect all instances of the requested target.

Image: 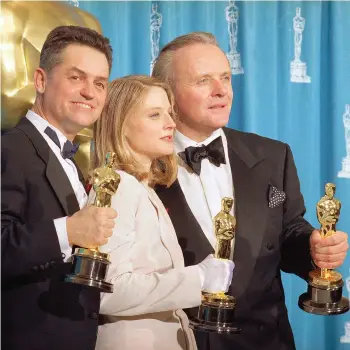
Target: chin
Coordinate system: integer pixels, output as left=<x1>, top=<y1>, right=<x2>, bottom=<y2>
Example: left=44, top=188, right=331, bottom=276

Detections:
left=206, top=120, right=229, bottom=131
left=205, top=111, right=229, bottom=126
left=75, top=117, right=98, bottom=129
left=157, top=147, right=174, bottom=158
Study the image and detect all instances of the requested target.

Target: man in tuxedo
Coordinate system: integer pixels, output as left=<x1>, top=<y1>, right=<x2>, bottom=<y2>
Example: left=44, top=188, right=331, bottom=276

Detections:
left=153, top=32, right=349, bottom=350
left=2, top=26, right=117, bottom=350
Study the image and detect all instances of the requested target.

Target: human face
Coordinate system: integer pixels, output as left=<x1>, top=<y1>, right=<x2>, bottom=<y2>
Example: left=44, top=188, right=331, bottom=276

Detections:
left=171, top=43, right=233, bottom=142
left=34, top=44, right=109, bottom=139
left=124, top=86, right=176, bottom=170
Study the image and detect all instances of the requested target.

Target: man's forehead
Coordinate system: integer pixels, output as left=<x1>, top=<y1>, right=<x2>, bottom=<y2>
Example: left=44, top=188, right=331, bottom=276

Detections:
left=59, top=44, right=109, bottom=77
left=174, top=44, right=229, bottom=74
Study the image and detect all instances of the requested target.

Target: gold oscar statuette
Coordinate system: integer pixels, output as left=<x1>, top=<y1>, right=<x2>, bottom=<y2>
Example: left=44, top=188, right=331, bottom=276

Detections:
left=189, top=197, right=241, bottom=334
left=298, top=183, right=349, bottom=315
left=65, top=152, right=120, bottom=293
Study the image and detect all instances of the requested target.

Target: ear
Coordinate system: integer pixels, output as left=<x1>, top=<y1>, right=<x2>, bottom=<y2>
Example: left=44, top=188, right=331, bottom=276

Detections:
left=33, top=68, right=47, bottom=94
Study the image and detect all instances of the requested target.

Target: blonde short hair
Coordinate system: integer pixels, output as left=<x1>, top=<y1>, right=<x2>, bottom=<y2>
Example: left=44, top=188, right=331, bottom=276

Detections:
left=92, top=75, right=177, bottom=188
left=152, top=32, right=219, bottom=84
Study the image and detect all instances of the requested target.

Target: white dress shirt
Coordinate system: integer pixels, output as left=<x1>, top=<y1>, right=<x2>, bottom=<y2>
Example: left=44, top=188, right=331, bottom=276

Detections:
left=174, top=129, right=235, bottom=255
left=26, top=110, right=87, bottom=260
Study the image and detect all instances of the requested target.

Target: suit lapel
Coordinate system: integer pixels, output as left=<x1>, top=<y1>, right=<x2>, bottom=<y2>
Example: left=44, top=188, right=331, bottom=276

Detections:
left=224, top=127, right=269, bottom=298
left=146, top=188, right=185, bottom=268
left=71, top=157, right=86, bottom=188
left=156, top=181, right=214, bottom=266
left=16, top=117, right=80, bottom=216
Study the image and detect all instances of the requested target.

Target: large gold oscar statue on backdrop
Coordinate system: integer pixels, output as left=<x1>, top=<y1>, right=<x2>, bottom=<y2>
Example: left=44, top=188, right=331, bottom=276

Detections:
left=1, top=1, right=99, bottom=178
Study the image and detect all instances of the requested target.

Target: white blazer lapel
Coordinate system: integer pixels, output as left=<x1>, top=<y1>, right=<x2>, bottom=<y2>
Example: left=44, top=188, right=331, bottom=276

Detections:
left=145, top=186, right=185, bottom=269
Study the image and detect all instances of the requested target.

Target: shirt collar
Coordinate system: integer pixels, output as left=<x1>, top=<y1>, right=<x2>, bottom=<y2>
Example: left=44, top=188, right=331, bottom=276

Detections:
left=25, top=110, right=68, bottom=151
left=174, top=128, right=222, bottom=153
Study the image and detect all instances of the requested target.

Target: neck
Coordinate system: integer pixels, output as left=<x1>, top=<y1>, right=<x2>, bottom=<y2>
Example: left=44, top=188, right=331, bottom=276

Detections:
left=32, top=100, right=77, bottom=142
left=134, top=155, right=152, bottom=176
left=176, top=121, right=216, bottom=143
left=139, top=162, right=152, bottom=174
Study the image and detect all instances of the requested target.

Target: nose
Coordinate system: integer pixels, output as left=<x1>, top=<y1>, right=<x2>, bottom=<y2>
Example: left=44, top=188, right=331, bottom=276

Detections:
left=211, top=79, right=228, bottom=97
left=164, top=113, right=176, bottom=130
left=80, top=80, right=94, bottom=100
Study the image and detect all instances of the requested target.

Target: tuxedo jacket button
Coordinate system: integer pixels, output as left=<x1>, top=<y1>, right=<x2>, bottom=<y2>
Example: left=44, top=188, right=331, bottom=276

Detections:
left=39, top=264, right=45, bottom=270
left=50, top=261, right=57, bottom=268
left=44, top=262, right=50, bottom=269
left=259, top=324, right=265, bottom=332
left=266, top=243, right=274, bottom=250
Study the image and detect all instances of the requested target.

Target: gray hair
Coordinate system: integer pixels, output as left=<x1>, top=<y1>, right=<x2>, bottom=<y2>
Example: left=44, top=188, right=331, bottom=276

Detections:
left=152, top=32, right=219, bottom=85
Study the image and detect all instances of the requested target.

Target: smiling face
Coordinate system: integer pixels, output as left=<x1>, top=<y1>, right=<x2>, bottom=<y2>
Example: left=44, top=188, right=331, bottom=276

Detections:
left=171, top=43, right=233, bottom=142
left=33, top=44, right=109, bottom=139
left=124, top=86, right=176, bottom=169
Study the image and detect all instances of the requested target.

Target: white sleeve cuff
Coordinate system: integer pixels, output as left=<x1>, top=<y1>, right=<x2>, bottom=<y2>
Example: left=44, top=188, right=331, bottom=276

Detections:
left=54, top=217, right=72, bottom=262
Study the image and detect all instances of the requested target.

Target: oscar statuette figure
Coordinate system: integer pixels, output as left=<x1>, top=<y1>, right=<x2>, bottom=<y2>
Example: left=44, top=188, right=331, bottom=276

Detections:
left=298, top=183, right=349, bottom=314
left=65, top=152, right=120, bottom=293
left=189, top=197, right=241, bottom=334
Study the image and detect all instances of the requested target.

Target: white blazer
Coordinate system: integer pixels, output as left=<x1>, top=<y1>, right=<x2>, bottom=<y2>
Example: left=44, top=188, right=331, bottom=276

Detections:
left=89, top=171, right=202, bottom=350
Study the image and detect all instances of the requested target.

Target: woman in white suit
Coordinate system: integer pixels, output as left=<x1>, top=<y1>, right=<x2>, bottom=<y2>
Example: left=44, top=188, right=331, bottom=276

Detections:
left=91, top=76, right=234, bottom=350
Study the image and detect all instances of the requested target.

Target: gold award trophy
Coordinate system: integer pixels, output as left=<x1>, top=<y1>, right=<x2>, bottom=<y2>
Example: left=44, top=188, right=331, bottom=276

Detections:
left=299, top=183, right=349, bottom=315
left=189, top=197, right=241, bottom=334
left=65, top=152, right=121, bottom=293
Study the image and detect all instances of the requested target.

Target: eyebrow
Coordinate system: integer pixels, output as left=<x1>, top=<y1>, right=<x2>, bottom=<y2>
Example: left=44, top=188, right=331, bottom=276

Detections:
left=146, top=107, right=172, bottom=113
left=197, top=71, right=231, bottom=77
left=220, top=71, right=231, bottom=77
left=147, top=107, right=163, bottom=111
left=68, top=66, right=108, bottom=81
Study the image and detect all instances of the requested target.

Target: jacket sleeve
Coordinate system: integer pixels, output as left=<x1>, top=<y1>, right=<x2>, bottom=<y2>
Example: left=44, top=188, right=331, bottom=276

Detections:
left=92, top=175, right=202, bottom=317
left=1, top=143, right=63, bottom=282
left=280, top=144, right=315, bottom=281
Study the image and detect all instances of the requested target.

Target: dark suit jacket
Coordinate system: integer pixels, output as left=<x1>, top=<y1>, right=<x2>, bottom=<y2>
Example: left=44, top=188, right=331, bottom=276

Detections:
left=1, top=118, right=100, bottom=350
left=157, top=127, right=314, bottom=350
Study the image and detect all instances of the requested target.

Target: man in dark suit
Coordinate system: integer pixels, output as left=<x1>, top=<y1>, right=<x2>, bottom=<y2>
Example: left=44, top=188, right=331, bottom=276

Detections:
left=2, top=26, right=117, bottom=350
left=153, top=32, right=349, bottom=350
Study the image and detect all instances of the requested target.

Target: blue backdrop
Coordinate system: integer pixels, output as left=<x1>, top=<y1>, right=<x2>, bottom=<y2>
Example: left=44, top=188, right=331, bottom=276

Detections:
left=77, top=1, right=350, bottom=349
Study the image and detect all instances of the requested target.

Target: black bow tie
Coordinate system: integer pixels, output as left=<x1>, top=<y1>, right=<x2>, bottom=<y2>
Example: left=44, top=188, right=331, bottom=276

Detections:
left=178, top=136, right=226, bottom=175
left=44, top=127, right=79, bottom=159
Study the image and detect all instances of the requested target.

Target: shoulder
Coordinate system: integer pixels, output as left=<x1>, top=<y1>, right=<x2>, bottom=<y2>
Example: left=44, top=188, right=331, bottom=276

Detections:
left=100, top=171, right=152, bottom=224
left=89, top=170, right=146, bottom=207
left=224, top=127, right=286, bottom=151
left=1, top=127, right=38, bottom=167
left=116, top=171, right=144, bottom=192
left=2, top=127, right=33, bottom=152
left=223, top=127, right=290, bottom=162
left=111, top=170, right=147, bottom=206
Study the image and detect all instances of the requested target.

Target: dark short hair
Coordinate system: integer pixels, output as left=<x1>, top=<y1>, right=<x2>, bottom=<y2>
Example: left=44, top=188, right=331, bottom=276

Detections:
left=40, top=25, right=113, bottom=73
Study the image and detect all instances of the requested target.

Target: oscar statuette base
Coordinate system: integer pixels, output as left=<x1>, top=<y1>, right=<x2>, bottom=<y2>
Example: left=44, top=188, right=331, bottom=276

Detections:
left=65, top=248, right=113, bottom=293
left=298, top=270, right=349, bottom=315
left=189, top=293, right=241, bottom=334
